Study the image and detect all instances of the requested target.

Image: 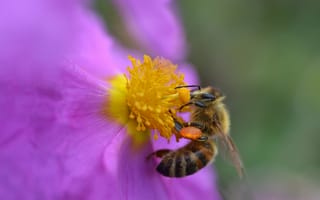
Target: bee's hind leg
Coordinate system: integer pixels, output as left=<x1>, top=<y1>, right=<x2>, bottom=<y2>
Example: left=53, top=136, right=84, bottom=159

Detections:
left=182, top=122, right=209, bottom=142
left=196, top=135, right=208, bottom=142
left=146, top=149, right=171, bottom=160
left=184, top=121, right=206, bottom=130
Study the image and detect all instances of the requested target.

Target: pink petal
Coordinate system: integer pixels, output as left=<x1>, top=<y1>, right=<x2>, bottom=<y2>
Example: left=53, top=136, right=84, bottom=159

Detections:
left=162, top=167, right=222, bottom=200
left=113, top=0, right=187, bottom=60
left=0, top=0, right=124, bottom=198
left=179, top=63, right=201, bottom=86
left=117, top=136, right=170, bottom=199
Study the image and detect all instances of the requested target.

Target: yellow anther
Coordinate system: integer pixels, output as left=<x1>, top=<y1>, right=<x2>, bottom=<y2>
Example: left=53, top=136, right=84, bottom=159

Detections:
left=106, top=55, right=189, bottom=143
left=129, top=113, right=135, bottom=119
left=178, top=87, right=191, bottom=104
left=153, top=134, right=159, bottom=140
left=142, top=105, right=147, bottom=111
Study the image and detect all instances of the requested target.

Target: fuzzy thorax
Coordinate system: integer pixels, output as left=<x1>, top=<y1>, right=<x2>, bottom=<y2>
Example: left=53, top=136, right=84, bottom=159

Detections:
left=106, top=55, right=190, bottom=146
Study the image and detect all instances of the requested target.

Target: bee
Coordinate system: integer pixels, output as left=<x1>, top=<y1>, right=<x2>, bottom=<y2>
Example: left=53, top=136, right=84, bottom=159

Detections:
left=148, top=86, right=244, bottom=178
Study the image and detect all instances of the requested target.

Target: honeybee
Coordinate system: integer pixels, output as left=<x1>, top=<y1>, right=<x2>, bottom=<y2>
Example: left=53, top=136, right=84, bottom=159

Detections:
left=149, top=86, right=244, bottom=178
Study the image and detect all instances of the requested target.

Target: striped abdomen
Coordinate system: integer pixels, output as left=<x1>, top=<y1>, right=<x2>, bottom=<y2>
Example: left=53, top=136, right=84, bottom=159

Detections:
left=156, top=140, right=217, bottom=177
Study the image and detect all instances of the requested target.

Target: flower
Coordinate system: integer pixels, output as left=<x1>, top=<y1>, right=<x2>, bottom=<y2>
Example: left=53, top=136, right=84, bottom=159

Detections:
left=0, top=0, right=221, bottom=199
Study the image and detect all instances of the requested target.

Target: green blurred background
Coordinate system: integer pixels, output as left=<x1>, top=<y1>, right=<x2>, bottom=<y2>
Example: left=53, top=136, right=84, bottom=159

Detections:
left=96, top=0, right=320, bottom=199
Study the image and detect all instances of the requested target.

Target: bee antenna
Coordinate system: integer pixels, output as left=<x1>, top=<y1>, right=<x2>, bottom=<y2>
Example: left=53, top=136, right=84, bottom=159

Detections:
left=175, top=85, right=201, bottom=90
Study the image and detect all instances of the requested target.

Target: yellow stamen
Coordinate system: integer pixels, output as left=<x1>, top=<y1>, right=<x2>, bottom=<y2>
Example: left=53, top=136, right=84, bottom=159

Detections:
left=105, top=55, right=190, bottom=146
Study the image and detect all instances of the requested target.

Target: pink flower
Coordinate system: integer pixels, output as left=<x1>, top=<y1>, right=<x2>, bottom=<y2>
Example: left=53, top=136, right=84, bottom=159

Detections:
left=0, top=0, right=221, bottom=199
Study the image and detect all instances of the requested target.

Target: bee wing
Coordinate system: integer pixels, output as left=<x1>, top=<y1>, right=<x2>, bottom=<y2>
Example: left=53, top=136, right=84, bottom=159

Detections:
left=215, top=123, right=245, bottom=178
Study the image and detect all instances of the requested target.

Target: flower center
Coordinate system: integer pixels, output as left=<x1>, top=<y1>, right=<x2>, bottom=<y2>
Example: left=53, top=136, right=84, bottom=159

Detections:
left=106, top=55, right=190, bottom=144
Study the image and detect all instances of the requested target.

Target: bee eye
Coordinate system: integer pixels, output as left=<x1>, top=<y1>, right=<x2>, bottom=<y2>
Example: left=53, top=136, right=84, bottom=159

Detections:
left=201, top=93, right=216, bottom=101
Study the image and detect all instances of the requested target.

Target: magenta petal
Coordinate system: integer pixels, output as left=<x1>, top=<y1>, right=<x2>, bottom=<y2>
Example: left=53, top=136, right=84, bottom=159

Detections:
left=0, top=53, right=124, bottom=198
left=113, top=0, right=187, bottom=60
left=0, top=62, right=122, bottom=198
left=162, top=167, right=222, bottom=200
left=0, top=0, right=126, bottom=198
left=179, top=63, right=200, bottom=86
left=117, top=136, right=170, bottom=199
left=63, top=7, right=129, bottom=78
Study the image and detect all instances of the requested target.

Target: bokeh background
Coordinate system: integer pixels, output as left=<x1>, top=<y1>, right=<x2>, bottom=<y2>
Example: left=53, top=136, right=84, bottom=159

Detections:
left=95, top=1, right=320, bottom=199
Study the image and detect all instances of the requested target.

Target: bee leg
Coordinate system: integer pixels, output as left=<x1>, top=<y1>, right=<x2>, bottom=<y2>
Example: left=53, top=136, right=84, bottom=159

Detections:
left=146, top=149, right=171, bottom=160
left=179, top=100, right=208, bottom=111
left=179, top=102, right=193, bottom=111
left=183, top=122, right=208, bottom=142
left=184, top=121, right=206, bottom=131
left=196, top=135, right=209, bottom=142
left=194, top=101, right=206, bottom=108
left=174, top=120, right=183, bottom=132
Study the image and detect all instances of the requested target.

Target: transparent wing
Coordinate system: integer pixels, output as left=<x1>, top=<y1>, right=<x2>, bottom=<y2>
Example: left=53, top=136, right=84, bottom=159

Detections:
left=215, top=122, right=245, bottom=178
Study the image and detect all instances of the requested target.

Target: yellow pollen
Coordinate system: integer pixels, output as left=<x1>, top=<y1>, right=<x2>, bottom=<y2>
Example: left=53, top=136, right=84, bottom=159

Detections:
left=106, top=55, right=190, bottom=145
